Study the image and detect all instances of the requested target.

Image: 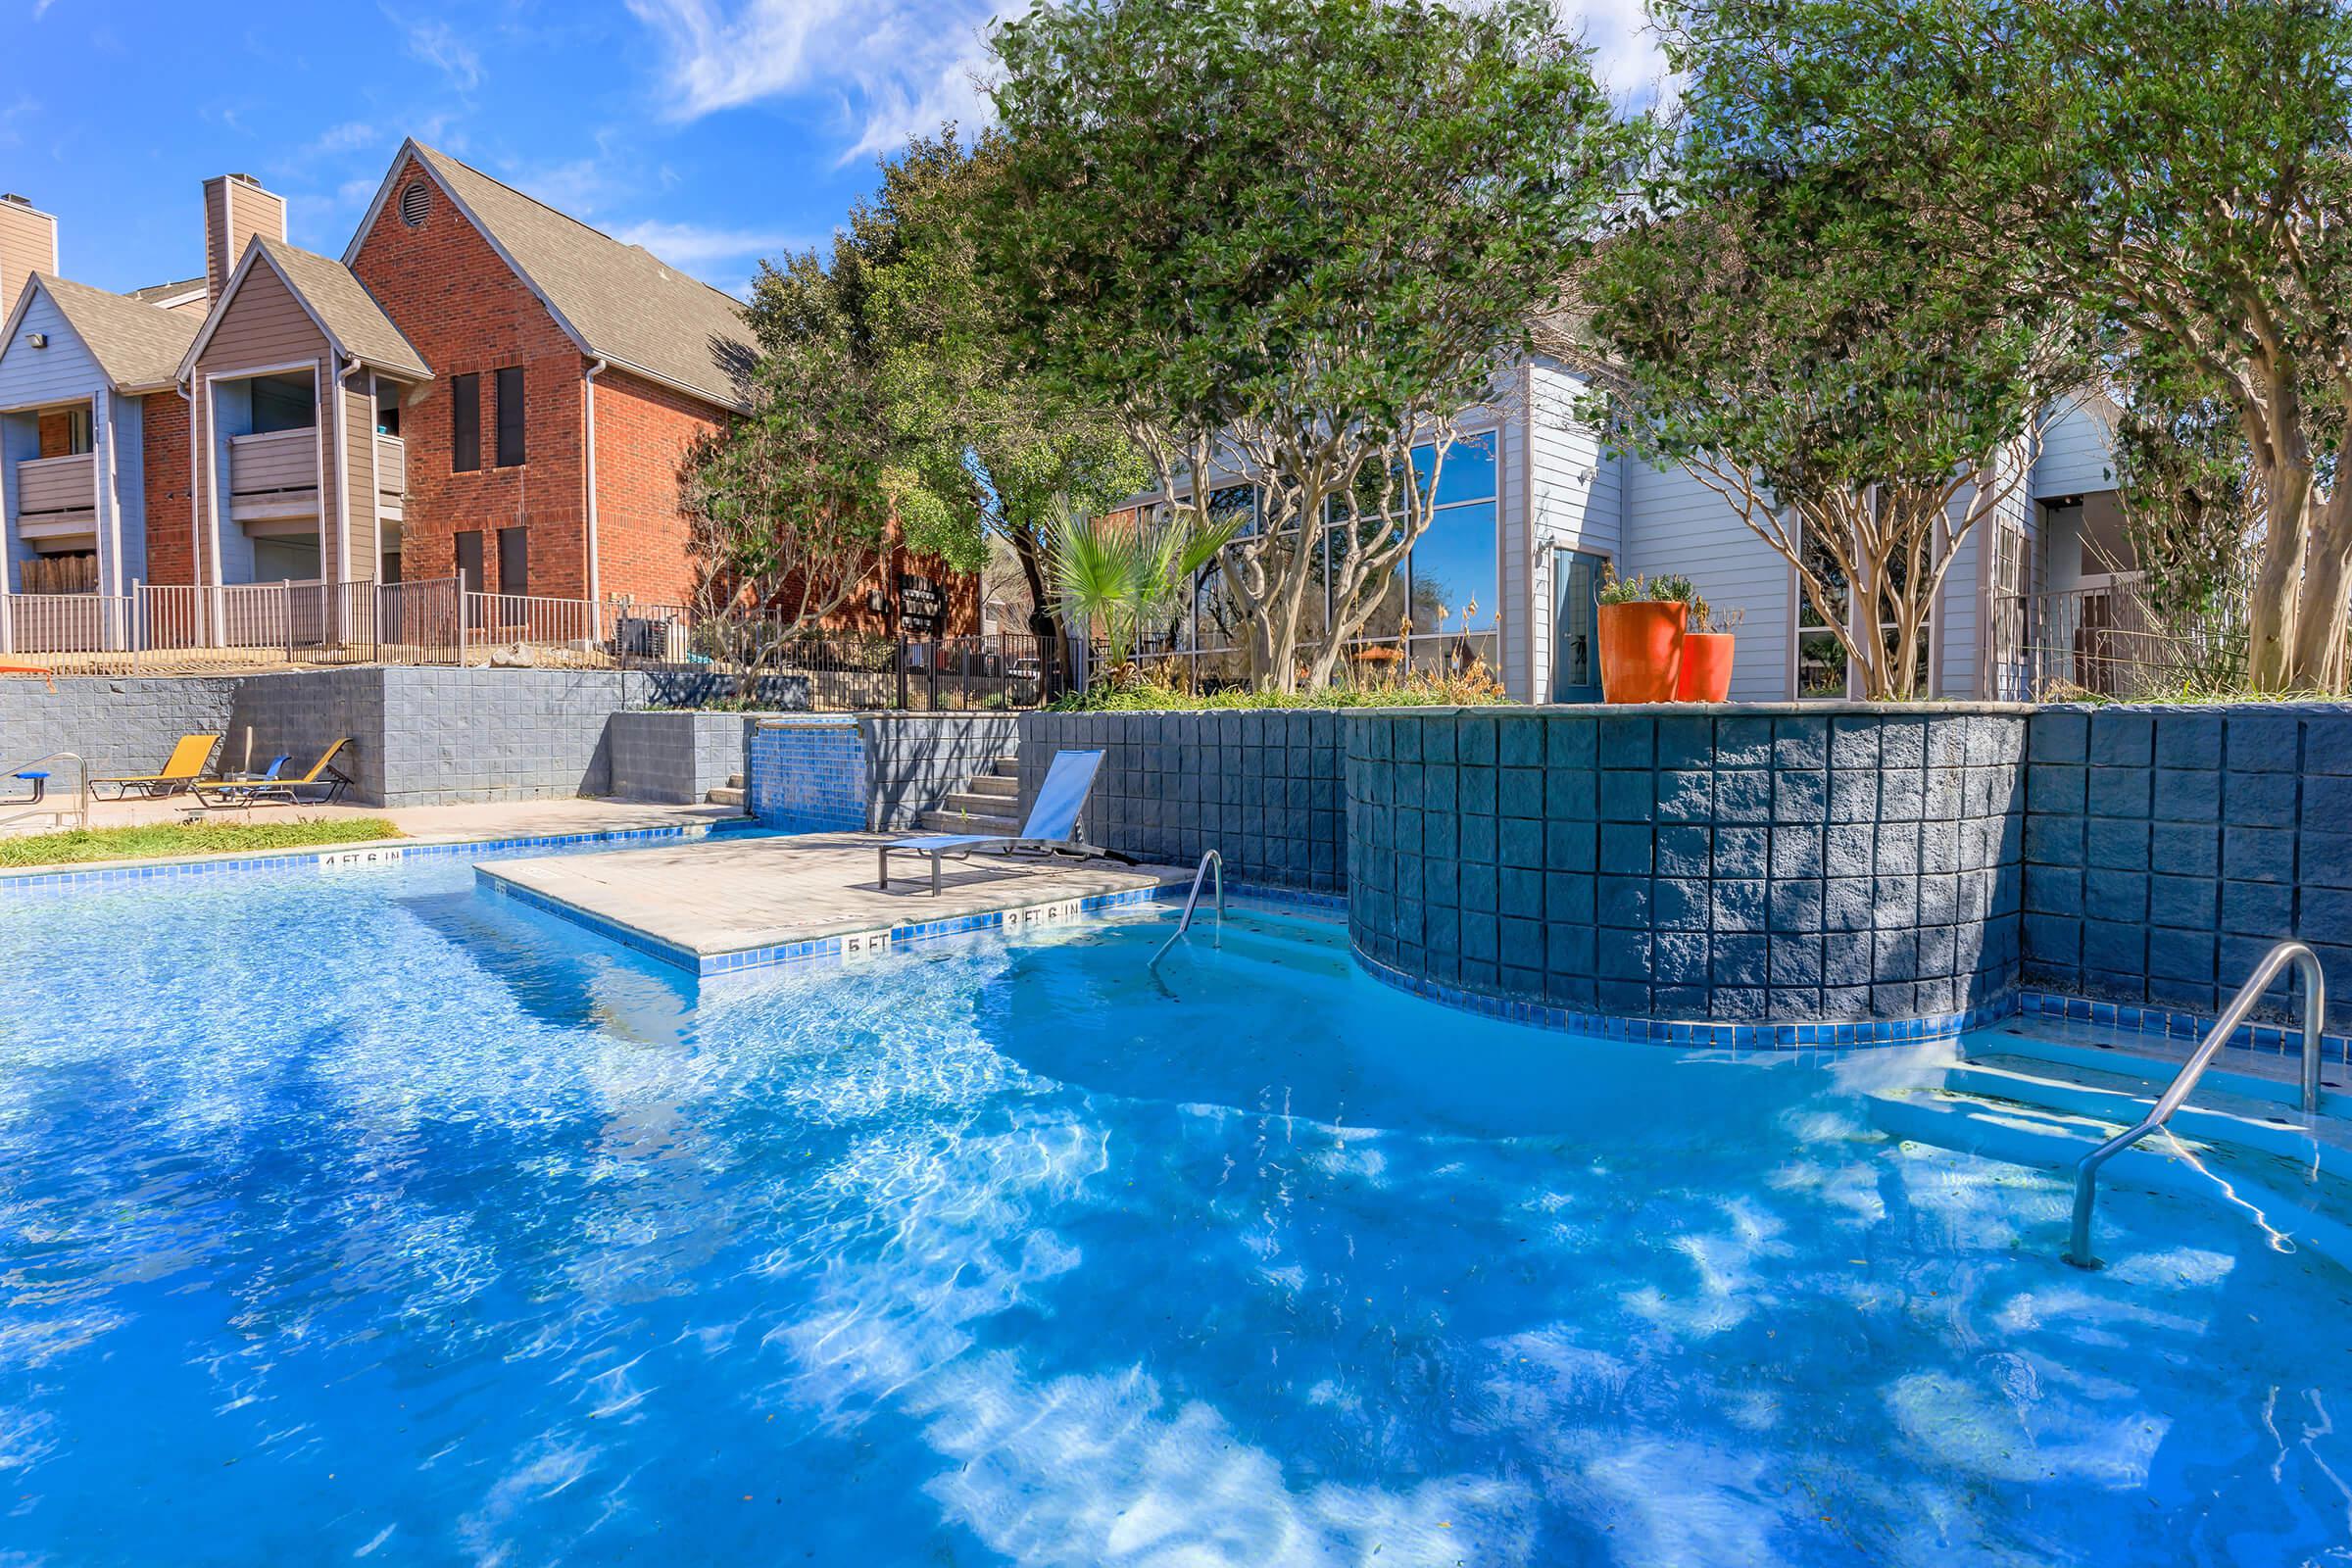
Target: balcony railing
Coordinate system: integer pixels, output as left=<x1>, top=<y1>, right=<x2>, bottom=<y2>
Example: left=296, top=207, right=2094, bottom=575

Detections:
left=375, top=433, right=405, bottom=498
left=1990, top=582, right=2250, bottom=700
left=227, top=427, right=318, bottom=520
left=15, top=454, right=94, bottom=521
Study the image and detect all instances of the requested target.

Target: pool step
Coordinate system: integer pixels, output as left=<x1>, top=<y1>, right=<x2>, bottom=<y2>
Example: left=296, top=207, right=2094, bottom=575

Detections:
left=922, top=754, right=1026, bottom=833
left=707, top=772, right=747, bottom=808
left=919, top=807, right=1020, bottom=835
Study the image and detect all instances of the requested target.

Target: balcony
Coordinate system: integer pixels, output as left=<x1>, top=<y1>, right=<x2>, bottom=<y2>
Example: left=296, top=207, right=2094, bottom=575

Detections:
left=228, top=427, right=318, bottom=524
left=376, top=433, right=405, bottom=522
left=14, top=453, right=95, bottom=539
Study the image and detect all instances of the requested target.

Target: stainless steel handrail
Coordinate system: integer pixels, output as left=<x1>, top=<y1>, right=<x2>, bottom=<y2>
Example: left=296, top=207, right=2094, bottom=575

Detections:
left=1150, top=850, right=1224, bottom=968
left=0, top=750, right=88, bottom=832
left=2065, top=939, right=2328, bottom=1269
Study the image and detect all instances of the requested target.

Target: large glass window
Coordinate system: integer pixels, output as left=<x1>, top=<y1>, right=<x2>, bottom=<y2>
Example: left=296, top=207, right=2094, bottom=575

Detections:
left=1402, top=432, right=1499, bottom=671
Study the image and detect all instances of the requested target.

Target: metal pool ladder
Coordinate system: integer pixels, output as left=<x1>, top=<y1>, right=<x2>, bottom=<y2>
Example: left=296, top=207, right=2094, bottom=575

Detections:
left=0, top=751, right=88, bottom=834
left=2066, top=939, right=2328, bottom=1269
left=1150, top=850, right=1225, bottom=969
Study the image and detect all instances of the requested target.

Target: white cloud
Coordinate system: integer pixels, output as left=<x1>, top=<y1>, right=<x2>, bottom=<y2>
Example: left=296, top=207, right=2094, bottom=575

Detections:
left=629, top=0, right=1663, bottom=163
left=611, top=218, right=804, bottom=274
left=626, top=0, right=1020, bottom=165
left=401, top=17, right=484, bottom=91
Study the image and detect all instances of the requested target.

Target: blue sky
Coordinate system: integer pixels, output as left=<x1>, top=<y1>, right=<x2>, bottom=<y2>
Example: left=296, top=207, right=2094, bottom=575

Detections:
left=5, top=0, right=1657, bottom=301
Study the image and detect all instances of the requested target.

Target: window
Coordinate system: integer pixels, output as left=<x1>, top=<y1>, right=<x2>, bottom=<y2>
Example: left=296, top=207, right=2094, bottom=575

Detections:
left=35, top=406, right=91, bottom=458
left=1401, top=433, right=1499, bottom=669
left=374, top=384, right=401, bottom=438
left=451, top=373, right=479, bottom=471
left=1795, top=523, right=1851, bottom=699
left=399, top=180, right=431, bottom=228
left=494, top=367, right=525, bottom=467
left=497, top=525, right=528, bottom=599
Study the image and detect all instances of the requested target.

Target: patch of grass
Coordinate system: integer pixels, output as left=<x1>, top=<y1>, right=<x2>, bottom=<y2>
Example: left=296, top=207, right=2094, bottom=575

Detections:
left=0, top=816, right=401, bottom=868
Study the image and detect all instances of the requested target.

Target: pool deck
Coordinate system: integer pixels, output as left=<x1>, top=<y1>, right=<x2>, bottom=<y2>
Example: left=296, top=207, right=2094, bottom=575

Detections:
left=477, top=831, right=1189, bottom=975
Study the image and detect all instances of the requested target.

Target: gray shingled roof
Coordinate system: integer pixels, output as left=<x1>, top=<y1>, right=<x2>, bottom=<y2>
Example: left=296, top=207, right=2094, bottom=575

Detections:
left=255, top=236, right=431, bottom=379
left=35, top=272, right=201, bottom=391
left=409, top=143, right=754, bottom=410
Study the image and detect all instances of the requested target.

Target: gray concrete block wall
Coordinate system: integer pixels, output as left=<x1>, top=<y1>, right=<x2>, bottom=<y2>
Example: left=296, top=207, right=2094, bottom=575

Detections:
left=1347, top=707, right=2028, bottom=1022
left=861, top=713, right=1022, bottom=829
left=609, top=710, right=760, bottom=805
left=2021, top=703, right=2352, bottom=1027
left=0, top=675, right=245, bottom=780
left=1016, top=710, right=1347, bottom=891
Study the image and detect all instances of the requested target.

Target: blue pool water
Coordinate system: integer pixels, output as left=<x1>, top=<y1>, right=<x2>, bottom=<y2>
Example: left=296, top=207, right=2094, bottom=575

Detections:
left=1, top=853, right=2349, bottom=1565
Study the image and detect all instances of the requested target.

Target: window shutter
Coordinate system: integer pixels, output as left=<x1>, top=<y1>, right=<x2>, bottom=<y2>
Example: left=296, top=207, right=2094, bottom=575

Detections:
left=451, top=373, right=479, bottom=472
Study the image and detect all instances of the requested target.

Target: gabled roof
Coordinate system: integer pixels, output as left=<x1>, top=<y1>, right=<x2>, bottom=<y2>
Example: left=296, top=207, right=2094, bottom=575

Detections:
left=179, top=235, right=430, bottom=382
left=347, top=139, right=754, bottom=412
left=7, top=271, right=202, bottom=392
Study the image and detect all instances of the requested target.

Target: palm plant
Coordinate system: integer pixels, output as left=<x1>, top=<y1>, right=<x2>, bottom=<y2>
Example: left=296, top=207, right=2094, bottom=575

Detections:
left=1049, top=502, right=1243, bottom=669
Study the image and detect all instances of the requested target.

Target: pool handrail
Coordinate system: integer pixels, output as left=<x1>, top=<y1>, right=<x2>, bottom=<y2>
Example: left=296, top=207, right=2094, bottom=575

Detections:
left=0, top=750, right=88, bottom=833
left=1150, top=850, right=1224, bottom=968
left=2065, top=939, right=2327, bottom=1269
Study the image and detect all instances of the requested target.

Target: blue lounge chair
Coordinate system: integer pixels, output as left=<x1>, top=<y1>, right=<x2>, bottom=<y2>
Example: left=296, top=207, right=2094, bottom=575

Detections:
left=878, top=748, right=1122, bottom=894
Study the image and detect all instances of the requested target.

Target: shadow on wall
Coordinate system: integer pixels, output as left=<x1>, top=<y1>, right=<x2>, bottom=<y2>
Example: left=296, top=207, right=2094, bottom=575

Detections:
left=1346, top=707, right=2029, bottom=1026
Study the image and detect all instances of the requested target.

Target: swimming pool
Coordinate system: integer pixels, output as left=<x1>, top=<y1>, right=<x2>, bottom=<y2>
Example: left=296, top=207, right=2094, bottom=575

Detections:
left=1, top=851, right=2347, bottom=1565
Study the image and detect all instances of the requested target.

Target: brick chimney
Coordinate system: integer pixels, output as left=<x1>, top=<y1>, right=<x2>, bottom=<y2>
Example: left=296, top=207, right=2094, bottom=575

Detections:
left=203, top=172, right=287, bottom=303
left=0, top=192, right=59, bottom=314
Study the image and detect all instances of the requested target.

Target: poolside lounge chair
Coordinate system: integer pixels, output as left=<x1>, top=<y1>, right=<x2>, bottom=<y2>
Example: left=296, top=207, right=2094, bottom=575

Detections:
left=878, top=748, right=1122, bottom=895
left=90, top=734, right=222, bottom=800
left=190, top=739, right=356, bottom=808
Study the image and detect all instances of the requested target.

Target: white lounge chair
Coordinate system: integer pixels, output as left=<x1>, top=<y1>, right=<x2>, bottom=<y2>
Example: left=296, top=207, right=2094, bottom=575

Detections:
left=878, top=748, right=1120, bottom=894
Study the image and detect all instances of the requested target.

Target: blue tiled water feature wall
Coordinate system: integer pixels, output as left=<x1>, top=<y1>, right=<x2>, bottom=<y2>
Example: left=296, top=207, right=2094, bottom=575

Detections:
left=747, top=716, right=868, bottom=832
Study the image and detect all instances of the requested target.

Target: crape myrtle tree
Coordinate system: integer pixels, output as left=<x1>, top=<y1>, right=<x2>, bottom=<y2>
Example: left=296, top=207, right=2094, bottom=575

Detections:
left=985, top=0, right=1640, bottom=691
left=1548, top=0, right=2083, bottom=702
left=2028, top=0, right=2352, bottom=691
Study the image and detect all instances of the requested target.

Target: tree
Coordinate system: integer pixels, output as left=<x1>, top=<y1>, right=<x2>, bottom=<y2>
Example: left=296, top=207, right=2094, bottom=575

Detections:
left=2024, top=0, right=2352, bottom=691
left=1550, top=0, right=2082, bottom=701
left=855, top=128, right=1146, bottom=661
left=985, top=0, right=1640, bottom=690
left=679, top=246, right=892, bottom=688
left=1051, top=504, right=1242, bottom=669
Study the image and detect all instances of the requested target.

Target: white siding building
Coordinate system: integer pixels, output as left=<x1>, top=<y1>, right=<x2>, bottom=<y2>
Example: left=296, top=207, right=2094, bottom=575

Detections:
left=1134, top=359, right=2131, bottom=704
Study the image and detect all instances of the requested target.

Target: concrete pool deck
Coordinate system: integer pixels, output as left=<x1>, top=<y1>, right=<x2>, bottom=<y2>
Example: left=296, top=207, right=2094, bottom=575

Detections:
left=477, top=831, right=1189, bottom=976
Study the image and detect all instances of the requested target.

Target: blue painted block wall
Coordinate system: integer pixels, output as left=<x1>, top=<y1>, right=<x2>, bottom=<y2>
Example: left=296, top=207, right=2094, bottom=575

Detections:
left=2021, top=703, right=2352, bottom=1026
left=747, top=717, right=867, bottom=833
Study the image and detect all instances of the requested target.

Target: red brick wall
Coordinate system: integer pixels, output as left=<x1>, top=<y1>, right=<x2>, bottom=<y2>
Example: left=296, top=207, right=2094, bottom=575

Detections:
left=350, top=154, right=590, bottom=598
left=590, top=367, right=723, bottom=605
left=141, top=393, right=194, bottom=585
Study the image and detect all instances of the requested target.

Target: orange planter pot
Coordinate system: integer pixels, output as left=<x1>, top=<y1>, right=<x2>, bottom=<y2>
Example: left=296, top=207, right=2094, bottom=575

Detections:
left=1597, top=601, right=1687, bottom=704
left=1676, top=632, right=1737, bottom=703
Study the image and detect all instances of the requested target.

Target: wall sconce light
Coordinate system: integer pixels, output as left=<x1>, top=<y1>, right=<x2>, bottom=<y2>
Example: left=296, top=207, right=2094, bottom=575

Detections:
left=24, top=332, right=45, bottom=349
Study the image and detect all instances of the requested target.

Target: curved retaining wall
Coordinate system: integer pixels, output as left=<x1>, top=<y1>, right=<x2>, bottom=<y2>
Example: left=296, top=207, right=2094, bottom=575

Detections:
left=1345, top=706, right=2028, bottom=1027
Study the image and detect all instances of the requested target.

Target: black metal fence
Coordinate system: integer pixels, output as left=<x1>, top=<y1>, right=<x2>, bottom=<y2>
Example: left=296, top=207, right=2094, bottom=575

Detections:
left=624, top=624, right=1070, bottom=711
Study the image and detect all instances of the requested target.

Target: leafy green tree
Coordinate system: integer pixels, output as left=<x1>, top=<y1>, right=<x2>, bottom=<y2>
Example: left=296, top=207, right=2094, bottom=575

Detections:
left=2026, top=0, right=2352, bottom=691
left=681, top=248, right=892, bottom=655
left=854, top=128, right=1146, bottom=656
left=986, top=0, right=1639, bottom=690
left=1552, top=0, right=2082, bottom=701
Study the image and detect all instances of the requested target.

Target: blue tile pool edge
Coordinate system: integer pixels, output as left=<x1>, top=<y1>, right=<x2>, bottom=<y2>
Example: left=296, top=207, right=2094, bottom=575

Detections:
left=0, top=821, right=726, bottom=896
left=476, top=866, right=1185, bottom=978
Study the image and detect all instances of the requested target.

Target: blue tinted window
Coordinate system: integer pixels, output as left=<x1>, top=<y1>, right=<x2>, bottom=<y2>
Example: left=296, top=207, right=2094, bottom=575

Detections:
left=1409, top=431, right=1498, bottom=509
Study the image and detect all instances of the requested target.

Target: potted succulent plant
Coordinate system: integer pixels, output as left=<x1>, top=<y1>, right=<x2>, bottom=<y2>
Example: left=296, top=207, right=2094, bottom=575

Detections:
left=1595, top=568, right=1694, bottom=704
left=1676, top=600, right=1743, bottom=703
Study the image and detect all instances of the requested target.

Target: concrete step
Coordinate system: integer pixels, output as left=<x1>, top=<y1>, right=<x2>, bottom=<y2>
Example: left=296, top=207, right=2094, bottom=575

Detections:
left=919, top=808, right=1019, bottom=835
left=726, top=773, right=745, bottom=790
left=940, top=789, right=1016, bottom=816
left=965, top=774, right=1018, bottom=799
left=708, top=786, right=745, bottom=807
left=988, top=756, right=1021, bottom=778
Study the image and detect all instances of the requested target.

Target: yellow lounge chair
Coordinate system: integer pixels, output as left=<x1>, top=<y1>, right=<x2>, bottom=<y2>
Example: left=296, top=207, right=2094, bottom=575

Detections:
left=191, top=738, right=357, bottom=808
left=90, top=734, right=222, bottom=800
